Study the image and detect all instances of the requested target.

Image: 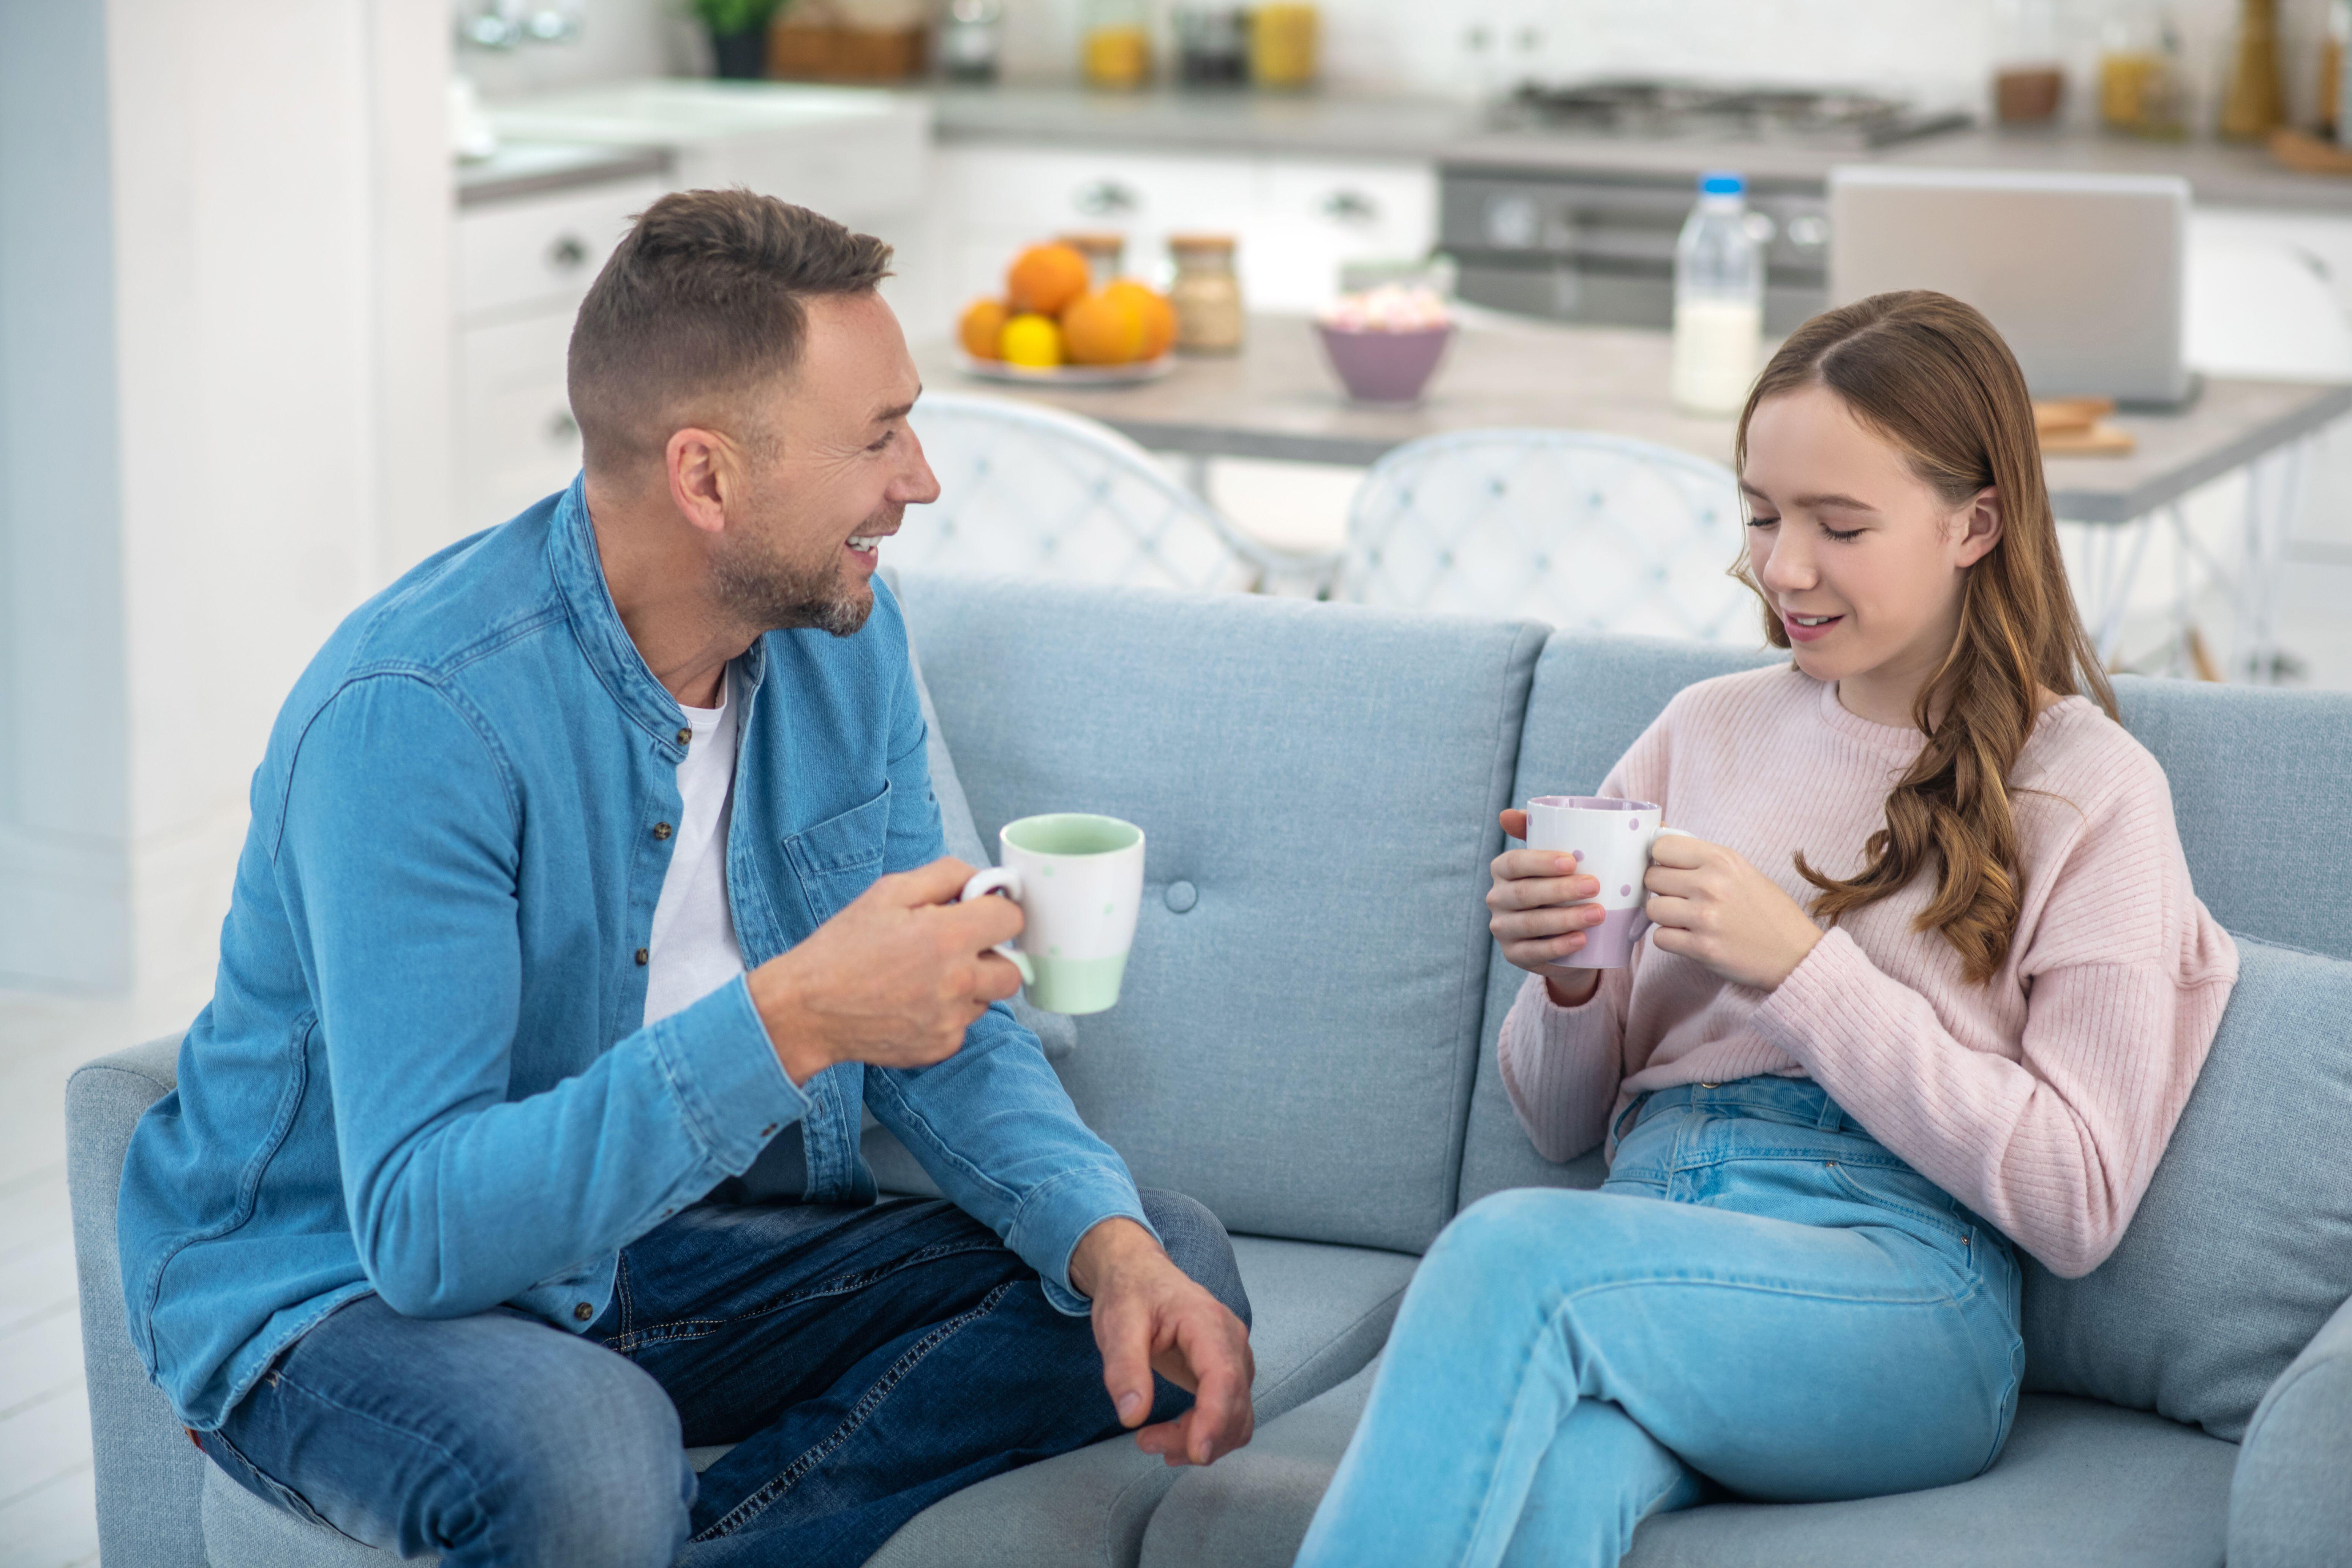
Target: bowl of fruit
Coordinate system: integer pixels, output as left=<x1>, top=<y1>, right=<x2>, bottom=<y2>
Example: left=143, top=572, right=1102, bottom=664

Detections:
left=1315, top=285, right=1455, bottom=408
left=957, top=242, right=1178, bottom=385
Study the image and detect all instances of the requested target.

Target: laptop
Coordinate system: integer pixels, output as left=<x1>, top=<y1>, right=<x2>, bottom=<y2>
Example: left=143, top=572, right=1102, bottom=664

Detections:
left=1827, top=166, right=2193, bottom=406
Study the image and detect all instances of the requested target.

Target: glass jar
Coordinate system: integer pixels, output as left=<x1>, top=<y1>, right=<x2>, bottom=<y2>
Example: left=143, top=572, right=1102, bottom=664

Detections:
left=2219, top=0, right=2285, bottom=142
left=939, top=0, right=1004, bottom=84
left=1081, top=0, right=1153, bottom=90
left=1059, top=232, right=1126, bottom=290
left=1249, top=3, right=1319, bottom=90
left=1168, top=235, right=1244, bottom=354
left=2099, top=4, right=2189, bottom=138
left=1173, top=5, right=1249, bottom=86
left=1991, top=0, right=2065, bottom=125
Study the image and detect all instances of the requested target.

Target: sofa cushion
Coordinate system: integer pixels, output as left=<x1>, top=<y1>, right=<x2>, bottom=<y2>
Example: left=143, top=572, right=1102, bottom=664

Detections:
left=2112, top=677, right=2352, bottom=961
left=896, top=572, right=1546, bottom=1255
left=2023, top=934, right=2352, bottom=1439
left=1139, top=1383, right=2232, bottom=1568
left=1457, top=634, right=1781, bottom=1208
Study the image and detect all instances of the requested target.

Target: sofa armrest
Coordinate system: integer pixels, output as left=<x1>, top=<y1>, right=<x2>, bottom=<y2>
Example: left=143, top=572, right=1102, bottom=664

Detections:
left=66, top=1035, right=210, bottom=1568
left=2229, top=1290, right=2352, bottom=1568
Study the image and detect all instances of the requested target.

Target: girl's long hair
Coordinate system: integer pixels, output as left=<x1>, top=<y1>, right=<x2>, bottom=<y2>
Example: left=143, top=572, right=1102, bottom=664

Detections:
left=1732, top=290, right=2116, bottom=984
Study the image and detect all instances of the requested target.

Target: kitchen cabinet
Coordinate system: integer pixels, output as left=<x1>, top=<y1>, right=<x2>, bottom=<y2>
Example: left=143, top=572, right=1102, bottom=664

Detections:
left=452, top=174, right=661, bottom=534
left=934, top=145, right=1434, bottom=315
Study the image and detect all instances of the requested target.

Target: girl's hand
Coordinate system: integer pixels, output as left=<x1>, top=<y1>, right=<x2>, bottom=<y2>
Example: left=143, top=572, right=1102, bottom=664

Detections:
left=1489, top=810, right=1605, bottom=1007
left=1641, top=834, right=1823, bottom=991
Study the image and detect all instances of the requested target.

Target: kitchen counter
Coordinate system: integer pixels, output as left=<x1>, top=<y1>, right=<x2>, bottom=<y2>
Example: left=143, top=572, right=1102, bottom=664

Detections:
left=457, top=140, right=665, bottom=207
left=931, top=83, right=2352, bottom=212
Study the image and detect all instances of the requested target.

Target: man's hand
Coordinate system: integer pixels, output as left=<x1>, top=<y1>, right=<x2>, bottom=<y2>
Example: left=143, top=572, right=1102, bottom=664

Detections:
left=1070, top=1218, right=1254, bottom=1467
left=1642, top=833, right=1823, bottom=992
left=745, top=858, right=1026, bottom=1084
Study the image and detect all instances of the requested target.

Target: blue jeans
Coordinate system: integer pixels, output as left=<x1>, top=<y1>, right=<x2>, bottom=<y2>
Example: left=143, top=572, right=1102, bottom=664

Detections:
left=1295, top=1078, right=2023, bottom=1568
left=198, top=1189, right=1247, bottom=1568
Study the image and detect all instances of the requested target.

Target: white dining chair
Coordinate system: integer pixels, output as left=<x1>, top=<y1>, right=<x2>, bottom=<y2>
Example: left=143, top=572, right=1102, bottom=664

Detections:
left=898, top=393, right=1334, bottom=595
left=1337, top=428, right=1763, bottom=643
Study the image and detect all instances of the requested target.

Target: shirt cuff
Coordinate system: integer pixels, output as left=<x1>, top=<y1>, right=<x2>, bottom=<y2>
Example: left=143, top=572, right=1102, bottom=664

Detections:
left=647, top=974, right=811, bottom=1175
left=1005, top=1166, right=1158, bottom=1316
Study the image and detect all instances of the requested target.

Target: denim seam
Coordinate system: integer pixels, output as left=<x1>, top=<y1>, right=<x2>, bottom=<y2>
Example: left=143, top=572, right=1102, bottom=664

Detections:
left=1558, top=1271, right=1961, bottom=1310
left=138, top=1014, right=320, bottom=1379
left=689, top=1279, right=1018, bottom=1541
left=206, top=1419, right=371, bottom=1546
left=602, top=1236, right=1008, bottom=1353
left=264, top=1359, right=500, bottom=1554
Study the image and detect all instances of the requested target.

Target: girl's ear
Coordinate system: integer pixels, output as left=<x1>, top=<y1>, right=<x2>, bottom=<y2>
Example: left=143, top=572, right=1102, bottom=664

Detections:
left=1954, top=485, right=2003, bottom=568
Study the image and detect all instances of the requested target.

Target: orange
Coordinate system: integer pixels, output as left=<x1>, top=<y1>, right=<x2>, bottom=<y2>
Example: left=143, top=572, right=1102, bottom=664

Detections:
left=958, top=297, right=1010, bottom=360
left=1105, top=279, right=1176, bottom=359
left=1006, top=243, right=1091, bottom=316
left=1059, top=289, right=1149, bottom=366
left=998, top=312, right=1064, bottom=368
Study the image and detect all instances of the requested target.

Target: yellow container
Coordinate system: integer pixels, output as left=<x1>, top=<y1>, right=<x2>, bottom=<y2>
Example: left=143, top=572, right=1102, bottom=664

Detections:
left=1084, top=25, right=1152, bottom=89
left=1250, top=4, right=1318, bottom=89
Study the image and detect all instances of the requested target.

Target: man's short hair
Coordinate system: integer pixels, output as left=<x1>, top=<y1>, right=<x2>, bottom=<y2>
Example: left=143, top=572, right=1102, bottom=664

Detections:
left=567, top=189, right=893, bottom=471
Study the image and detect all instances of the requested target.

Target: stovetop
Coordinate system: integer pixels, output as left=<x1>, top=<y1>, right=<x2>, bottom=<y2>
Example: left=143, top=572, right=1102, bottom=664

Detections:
left=1494, top=78, right=1972, bottom=150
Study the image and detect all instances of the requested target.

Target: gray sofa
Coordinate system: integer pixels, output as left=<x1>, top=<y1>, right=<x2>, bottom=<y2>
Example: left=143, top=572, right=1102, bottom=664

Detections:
left=68, top=573, right=2352, bottom=1567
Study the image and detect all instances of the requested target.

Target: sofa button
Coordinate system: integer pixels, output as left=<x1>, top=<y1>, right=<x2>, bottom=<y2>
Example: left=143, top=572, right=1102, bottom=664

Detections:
left=573, top=1302, right=594, bottom=1322
left=1164, top=880, right=1198, bottom=914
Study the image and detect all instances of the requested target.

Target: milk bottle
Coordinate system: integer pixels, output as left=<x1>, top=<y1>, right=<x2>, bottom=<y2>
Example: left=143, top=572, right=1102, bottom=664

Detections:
left=1669, top=172, right=1765, bottom=416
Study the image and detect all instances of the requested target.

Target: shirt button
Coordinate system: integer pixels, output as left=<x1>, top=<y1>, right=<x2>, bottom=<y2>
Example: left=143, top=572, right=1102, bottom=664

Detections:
left=652, top=822, right=673, bottom=840
left=635, top=948, right=650, bottom=966
left=676, top=727, right=693, bottom=745
left=572, top=1302, right=593, bottom=1322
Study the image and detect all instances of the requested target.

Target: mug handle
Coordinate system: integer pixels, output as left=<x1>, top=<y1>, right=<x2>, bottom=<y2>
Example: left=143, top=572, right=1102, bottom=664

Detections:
left=957, top=867, right=1036, bottom=986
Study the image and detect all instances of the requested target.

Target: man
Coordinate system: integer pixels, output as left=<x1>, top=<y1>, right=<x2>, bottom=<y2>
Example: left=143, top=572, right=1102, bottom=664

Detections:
left=117, top=190, right=1253, bottom=1568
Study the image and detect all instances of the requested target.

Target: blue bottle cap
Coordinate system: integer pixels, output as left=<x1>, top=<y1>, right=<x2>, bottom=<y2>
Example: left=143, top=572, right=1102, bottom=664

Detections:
left=1699, top=171, right=1745, bottom=196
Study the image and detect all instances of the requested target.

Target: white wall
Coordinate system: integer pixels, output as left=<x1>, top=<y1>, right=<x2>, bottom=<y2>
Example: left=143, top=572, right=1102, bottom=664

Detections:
left=0, top=0, right=451, bottom=999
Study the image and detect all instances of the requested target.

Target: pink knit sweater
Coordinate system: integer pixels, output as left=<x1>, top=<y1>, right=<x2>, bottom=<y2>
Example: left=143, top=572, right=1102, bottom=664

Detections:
left=1497, top=664, right=2237, bottom=1278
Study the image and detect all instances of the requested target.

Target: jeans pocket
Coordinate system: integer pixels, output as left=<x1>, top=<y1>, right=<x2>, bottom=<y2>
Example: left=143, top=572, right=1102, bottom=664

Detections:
left=1821, top=1158, right=1976, bottom=1252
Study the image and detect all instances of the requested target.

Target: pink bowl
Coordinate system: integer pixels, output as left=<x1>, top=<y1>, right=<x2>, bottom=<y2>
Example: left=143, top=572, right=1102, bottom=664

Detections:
left=1316, top=322, right=1454, bottom=407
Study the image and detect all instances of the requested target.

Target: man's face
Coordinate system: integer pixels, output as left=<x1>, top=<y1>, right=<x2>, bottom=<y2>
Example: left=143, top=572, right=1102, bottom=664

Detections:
left=710, top=290, right=940, bottom=637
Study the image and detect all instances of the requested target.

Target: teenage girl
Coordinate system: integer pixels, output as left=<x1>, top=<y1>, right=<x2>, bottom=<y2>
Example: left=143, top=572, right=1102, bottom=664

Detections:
left=1293, top=291, right=2238, bottom=1568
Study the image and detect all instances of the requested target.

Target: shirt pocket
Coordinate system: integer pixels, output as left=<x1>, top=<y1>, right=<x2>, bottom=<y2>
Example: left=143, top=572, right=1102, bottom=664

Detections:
left=782, top=783, right=891, bottom=925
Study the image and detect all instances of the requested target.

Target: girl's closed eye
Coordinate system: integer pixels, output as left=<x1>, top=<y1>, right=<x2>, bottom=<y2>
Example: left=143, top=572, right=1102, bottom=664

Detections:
left=1821, top=523, right=1864, bottom=542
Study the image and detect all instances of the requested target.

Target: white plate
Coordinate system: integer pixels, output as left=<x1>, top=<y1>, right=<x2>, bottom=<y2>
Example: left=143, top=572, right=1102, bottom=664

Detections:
left=955, top=354, right=1177, bottom=388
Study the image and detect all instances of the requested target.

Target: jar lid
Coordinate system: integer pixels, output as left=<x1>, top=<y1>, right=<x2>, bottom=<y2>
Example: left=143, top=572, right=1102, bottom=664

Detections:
left=1168, top=232, right=1238, bottom=252
left=1059, top=232, right=1125, bottom=258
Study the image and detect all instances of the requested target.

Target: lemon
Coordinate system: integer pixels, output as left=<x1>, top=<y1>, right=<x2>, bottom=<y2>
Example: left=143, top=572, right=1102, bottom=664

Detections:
left=999, top=312, right=1064, bottom=369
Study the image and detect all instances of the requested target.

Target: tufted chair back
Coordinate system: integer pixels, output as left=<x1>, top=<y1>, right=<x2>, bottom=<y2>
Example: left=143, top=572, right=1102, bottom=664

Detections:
left=898, top=393, right=1324, bottom=594
left=1338, top=428, right=1759, bottom=643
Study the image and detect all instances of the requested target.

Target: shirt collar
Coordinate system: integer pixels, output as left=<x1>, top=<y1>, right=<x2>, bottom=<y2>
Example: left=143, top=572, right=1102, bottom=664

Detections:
left=546, top=472, right=767, bottom=754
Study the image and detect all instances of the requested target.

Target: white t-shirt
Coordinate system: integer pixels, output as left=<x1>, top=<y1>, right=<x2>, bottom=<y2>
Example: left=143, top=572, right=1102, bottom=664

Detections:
left=643, top=669, right=748, bottom=1029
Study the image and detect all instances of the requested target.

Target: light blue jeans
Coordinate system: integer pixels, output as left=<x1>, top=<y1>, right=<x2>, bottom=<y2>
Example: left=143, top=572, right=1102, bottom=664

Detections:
left=1295, top=1077, right=2024, bottom=1568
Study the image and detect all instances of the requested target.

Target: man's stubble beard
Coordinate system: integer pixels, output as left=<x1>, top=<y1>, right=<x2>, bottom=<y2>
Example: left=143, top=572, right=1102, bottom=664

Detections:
left=710, top=503, right=894, bottom=640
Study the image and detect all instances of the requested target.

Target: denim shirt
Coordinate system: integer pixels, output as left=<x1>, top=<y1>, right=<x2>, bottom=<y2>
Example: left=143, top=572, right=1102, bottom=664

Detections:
left=117, top=478, right=1150, bottom=1430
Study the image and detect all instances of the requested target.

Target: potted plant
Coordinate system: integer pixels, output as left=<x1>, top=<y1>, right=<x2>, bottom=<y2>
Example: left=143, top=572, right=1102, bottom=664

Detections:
left=692, top=0, right=792, bottom=79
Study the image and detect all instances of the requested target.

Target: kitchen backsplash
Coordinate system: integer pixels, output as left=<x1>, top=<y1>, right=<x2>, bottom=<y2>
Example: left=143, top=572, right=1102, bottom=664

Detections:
left=459, top=0, right=2334, bottom=126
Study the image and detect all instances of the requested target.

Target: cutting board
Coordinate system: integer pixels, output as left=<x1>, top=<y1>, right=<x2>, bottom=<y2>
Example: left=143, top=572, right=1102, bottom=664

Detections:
left=2034, top=396, right=2137, bottom=457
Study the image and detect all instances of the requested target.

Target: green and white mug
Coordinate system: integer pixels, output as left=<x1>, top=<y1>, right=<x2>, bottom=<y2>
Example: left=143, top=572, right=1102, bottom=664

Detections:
left=958, top=814, right=1145, bottom=1016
